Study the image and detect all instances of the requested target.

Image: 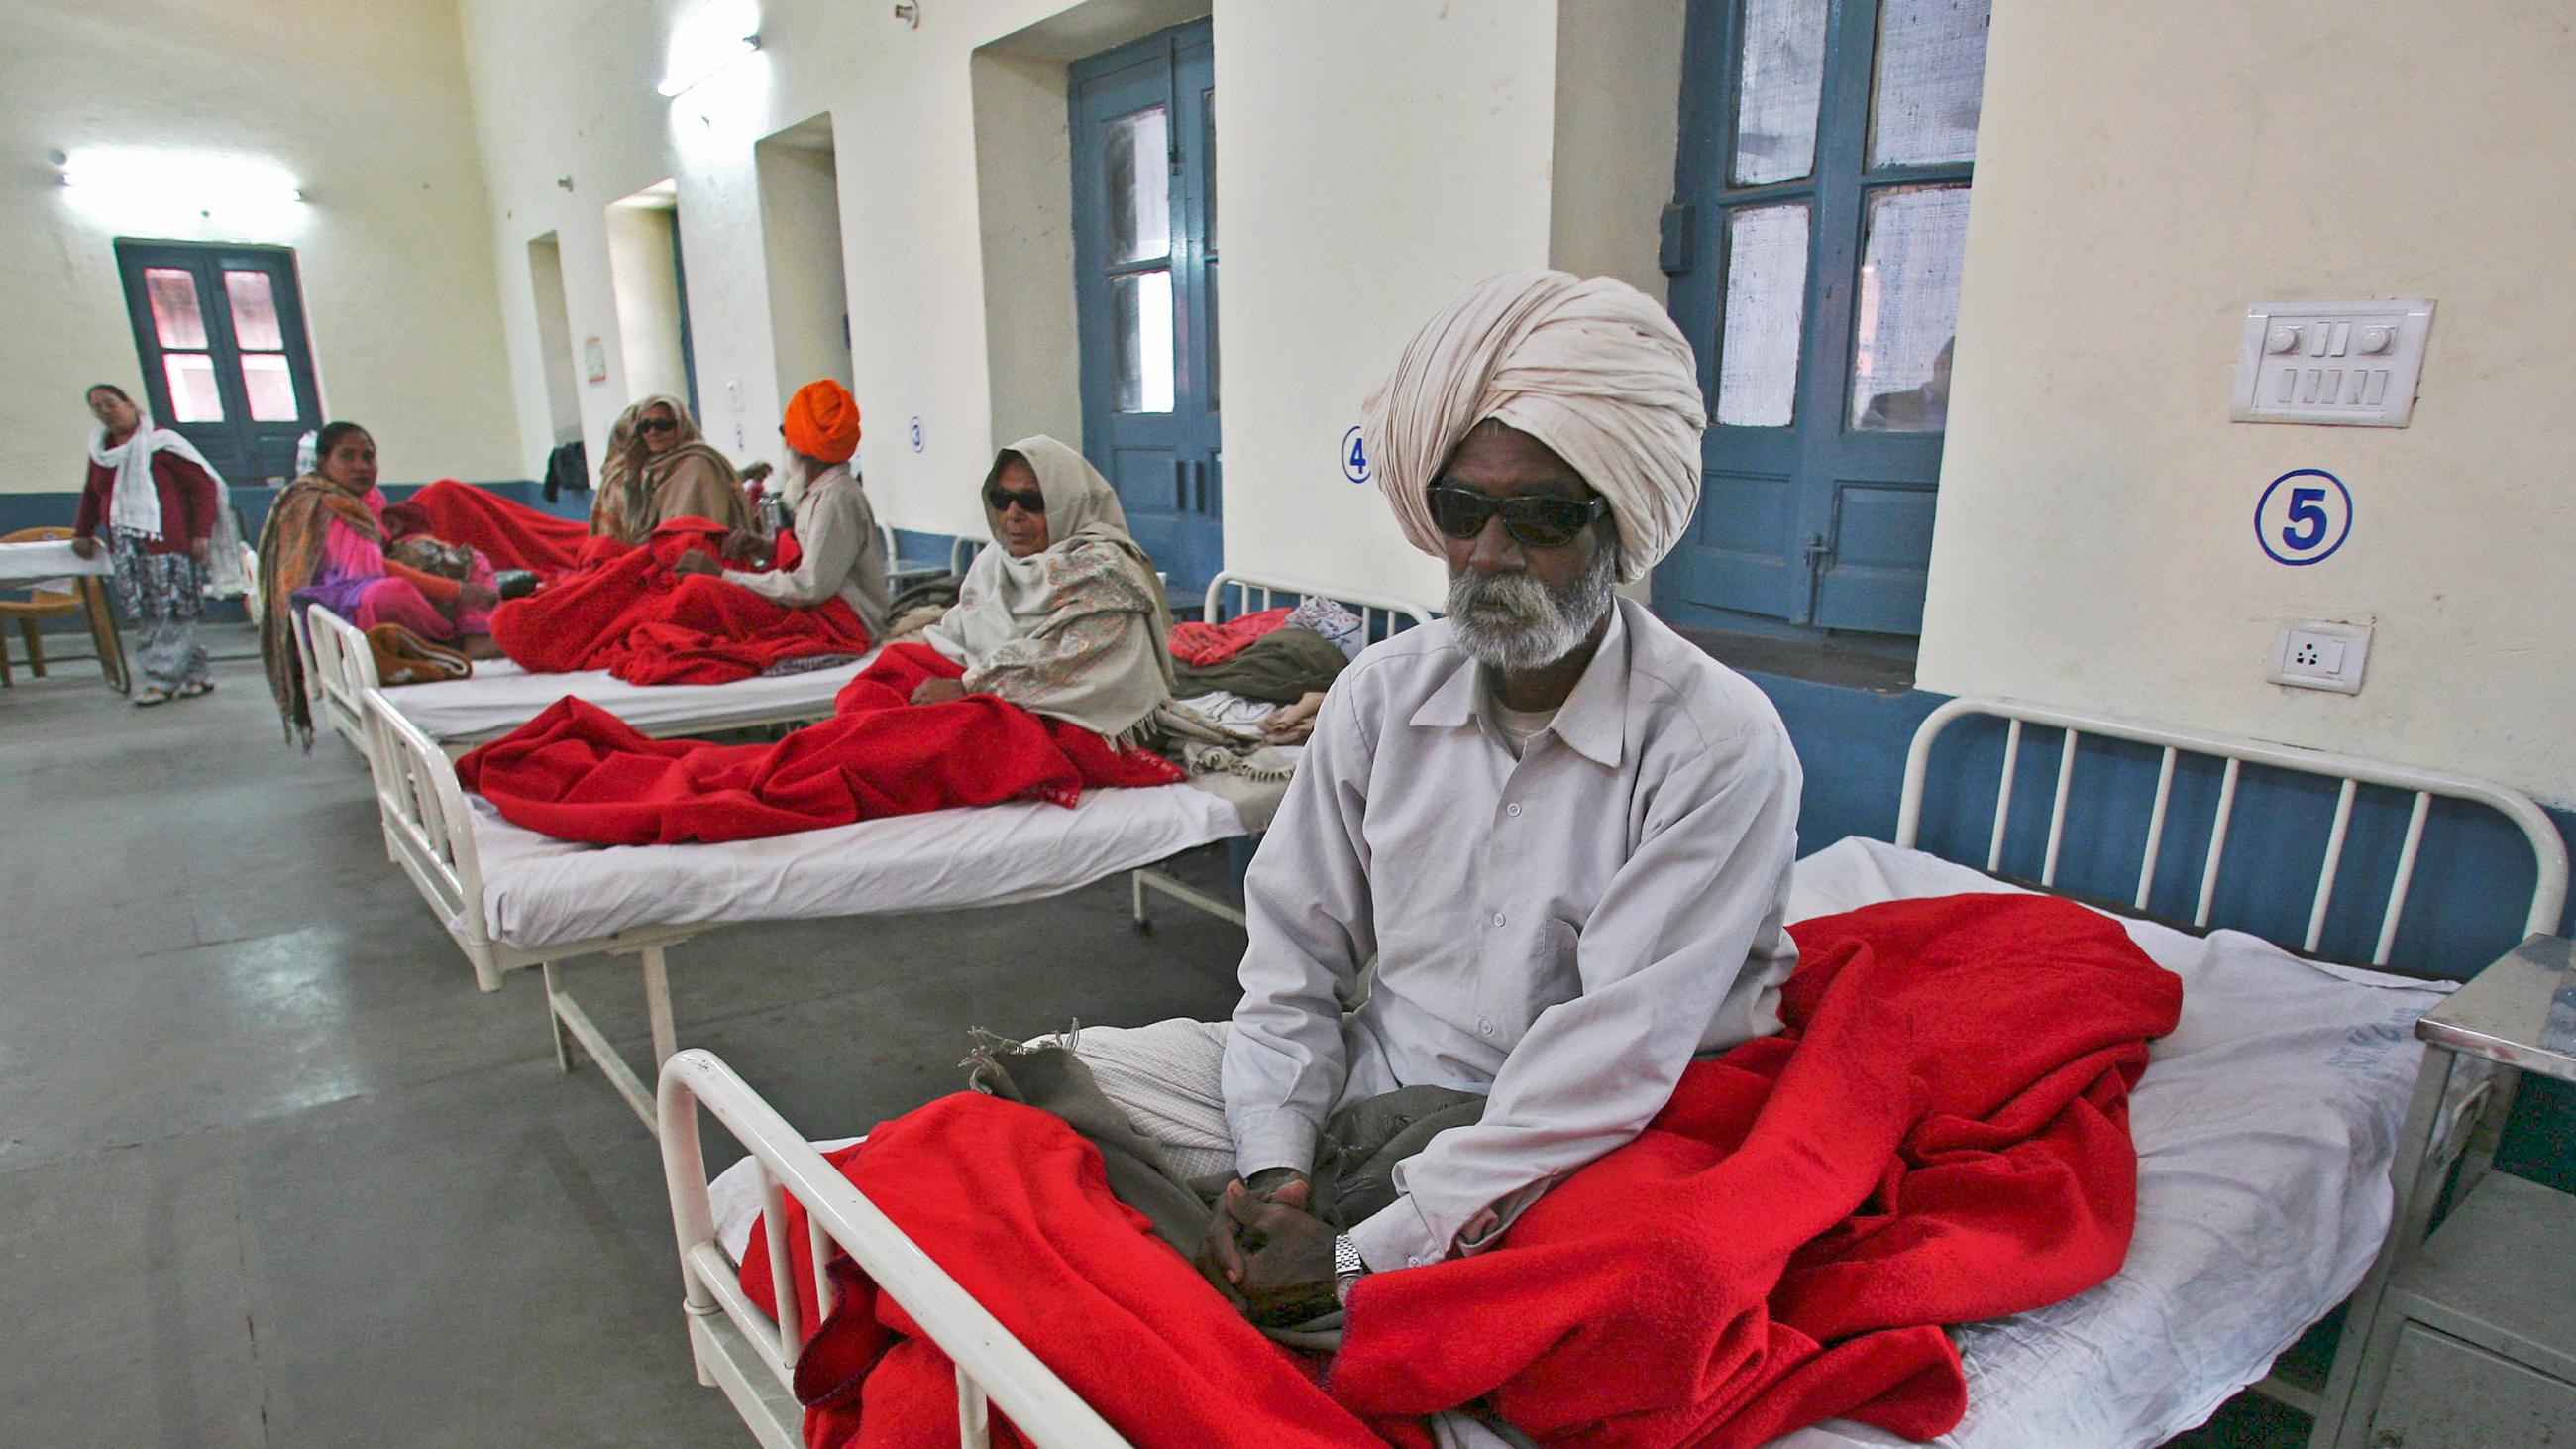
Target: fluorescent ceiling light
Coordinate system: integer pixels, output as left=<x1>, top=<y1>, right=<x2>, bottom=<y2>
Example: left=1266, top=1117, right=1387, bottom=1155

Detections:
left=658, top=32, right=760, bottom=96
left=57, top=152, right=304, bottom=209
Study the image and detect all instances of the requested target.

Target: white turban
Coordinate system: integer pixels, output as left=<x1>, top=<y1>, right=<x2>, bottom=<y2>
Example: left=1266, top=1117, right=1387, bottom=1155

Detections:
left=1364, top=270, right=1706, bottom=584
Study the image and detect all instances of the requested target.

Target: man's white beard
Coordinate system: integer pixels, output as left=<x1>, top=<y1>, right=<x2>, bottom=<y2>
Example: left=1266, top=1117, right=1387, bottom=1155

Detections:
left=1447, top=542, right=1619, bottom=671
left=779, top=450, right=818, bottom=506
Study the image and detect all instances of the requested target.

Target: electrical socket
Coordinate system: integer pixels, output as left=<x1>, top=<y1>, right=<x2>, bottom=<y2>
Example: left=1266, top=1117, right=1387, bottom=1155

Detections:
left=2270, top=620, right=2371, bottom=694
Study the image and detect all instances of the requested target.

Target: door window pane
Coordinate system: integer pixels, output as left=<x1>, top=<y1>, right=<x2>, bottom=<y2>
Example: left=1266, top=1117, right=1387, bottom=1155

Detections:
left=224, top=271, right=285, bottom=351
left=1715, top=205, right=1810, bottom=427
left=1113, top=269, right=1175, bottom=413
left=1869, top=0, right=1991, bottom=167
left=241, top=354, right=298, bottom=421
left=1849, top=185, right=1970, bottom=431
left=145, top=268, right=209, bottom=349
left=1107, top=107, right=1171, bottom=265
left=162, top=354, right=225, bottom=421
left=1731, top=0, right=1830, bottom=185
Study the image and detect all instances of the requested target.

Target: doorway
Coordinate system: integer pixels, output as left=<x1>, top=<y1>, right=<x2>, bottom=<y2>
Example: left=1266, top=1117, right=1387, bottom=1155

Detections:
left=112, top=238, right=320, bottom=484
left=1070, top=19, right=1218, bottom=595
left=757, top=114, right=856, bottom=413
left=1656, top=0, right=1990, bottom=640
left=604, top=180, right=700, bottom=418
left=525, top=232, right=583, bottom=447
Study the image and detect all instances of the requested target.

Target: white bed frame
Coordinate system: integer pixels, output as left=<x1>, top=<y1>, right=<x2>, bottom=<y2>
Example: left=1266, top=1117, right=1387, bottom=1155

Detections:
left=360, top=570, right=1432, bottom=1133
left=657, top=694, right=2569, bottom=1448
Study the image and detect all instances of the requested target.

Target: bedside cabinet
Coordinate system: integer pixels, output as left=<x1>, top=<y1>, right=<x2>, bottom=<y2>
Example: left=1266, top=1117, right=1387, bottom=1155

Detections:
left=2311, top=935, right=2576, bottom=1448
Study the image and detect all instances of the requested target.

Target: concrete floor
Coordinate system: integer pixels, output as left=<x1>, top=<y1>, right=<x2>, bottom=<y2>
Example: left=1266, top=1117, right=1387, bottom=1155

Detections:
left=0, top=627, right=1244, bottom=1446
left=0, top=624, right=2308, bottom=1447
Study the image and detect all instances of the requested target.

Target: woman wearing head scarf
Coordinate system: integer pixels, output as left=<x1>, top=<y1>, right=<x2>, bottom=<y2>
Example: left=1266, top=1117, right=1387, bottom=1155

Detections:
left=908, top=435, right=1177, bottom=743
left=255, top=422, right=499, bottom=745
left=69, top=383, right=225, bottom=704
left=671, top=379, right=890, bottom=638
left=590, top=394, right=752, bottom=548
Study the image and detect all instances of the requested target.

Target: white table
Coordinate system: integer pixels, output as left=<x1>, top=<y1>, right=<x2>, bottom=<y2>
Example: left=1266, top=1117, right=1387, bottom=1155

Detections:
left=0, top=538, right=128, bottom=692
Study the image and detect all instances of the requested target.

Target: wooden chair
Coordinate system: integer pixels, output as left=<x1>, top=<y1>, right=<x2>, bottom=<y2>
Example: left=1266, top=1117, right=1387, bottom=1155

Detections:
left=0, top=526, right=129, bottom=692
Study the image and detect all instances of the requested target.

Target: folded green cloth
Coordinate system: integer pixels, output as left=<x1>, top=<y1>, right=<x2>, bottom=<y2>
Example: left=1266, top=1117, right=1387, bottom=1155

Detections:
left=1173, top=624, right=1347, bottom=704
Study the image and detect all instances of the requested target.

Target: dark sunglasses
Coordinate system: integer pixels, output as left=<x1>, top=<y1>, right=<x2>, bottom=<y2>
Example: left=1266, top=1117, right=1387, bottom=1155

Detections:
left=1426, top=485, right=1609, bottom=549
left=986, top=485, right=1046, bottom=515
left=635, top=416, right=679, bottom=434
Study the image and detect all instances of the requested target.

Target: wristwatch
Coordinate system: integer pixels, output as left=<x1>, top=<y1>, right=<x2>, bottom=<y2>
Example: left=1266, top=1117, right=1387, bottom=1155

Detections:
left=1332, top=1233, right=1367, bottom=1305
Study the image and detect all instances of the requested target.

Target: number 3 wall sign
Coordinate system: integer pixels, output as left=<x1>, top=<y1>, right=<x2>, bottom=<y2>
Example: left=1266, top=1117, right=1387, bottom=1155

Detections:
left=2255, top=468, right=2353, bottom=566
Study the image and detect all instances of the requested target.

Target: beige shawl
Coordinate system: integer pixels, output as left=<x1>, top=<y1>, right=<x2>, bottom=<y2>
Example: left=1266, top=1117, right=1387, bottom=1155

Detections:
left=1363, top=269, right=1707, bottom=583
left=923, top=436, right=1176, bottom=744
left=592, top=394, right=750, bottom=544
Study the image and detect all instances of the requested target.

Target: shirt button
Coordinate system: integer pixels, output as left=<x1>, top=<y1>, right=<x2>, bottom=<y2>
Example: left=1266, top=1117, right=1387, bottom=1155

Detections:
left=1478, top=1018, right=1494, bottom=1037
left=1491, top=911, right=1506, bottom=928
left=1407, top=1255, right=1423, bottom=1268
left=1506, top=802, right=1523, bottom=818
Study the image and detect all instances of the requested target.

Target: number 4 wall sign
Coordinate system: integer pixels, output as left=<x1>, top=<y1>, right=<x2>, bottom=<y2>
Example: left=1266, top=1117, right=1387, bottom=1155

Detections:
left=2255, top=468, right=2353, bottom=567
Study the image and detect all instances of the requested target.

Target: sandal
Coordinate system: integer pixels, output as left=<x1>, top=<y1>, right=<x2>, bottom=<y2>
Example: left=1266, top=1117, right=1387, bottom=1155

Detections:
left=178, top=680, right=215, bottom=699
left=133, top=687, right=174, bottom=707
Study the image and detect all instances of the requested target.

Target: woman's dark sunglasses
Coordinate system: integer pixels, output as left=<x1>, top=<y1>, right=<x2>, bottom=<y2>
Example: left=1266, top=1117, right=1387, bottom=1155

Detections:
left=986, top=486, right=1046, bottom=514
left=1426, top=485, right=1608, bottom=549
left=635, top=416, right=678, bottom=434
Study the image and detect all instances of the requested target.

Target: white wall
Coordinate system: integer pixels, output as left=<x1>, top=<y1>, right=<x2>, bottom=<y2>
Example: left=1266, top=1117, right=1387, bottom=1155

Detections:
left=1920, top=0, right=2576, bottom=805
left=0, top=0, right=519, bottom=491
left=454, top=0, right=1679, bottom=580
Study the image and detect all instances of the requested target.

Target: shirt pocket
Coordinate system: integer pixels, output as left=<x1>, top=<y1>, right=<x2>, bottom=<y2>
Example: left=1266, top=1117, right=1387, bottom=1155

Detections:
left=1475, top=915, right=1583, bottom=1054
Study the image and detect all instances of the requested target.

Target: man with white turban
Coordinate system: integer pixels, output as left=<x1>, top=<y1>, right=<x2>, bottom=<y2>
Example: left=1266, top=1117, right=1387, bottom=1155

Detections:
left=1055, top=271, right=1803, bottom=1345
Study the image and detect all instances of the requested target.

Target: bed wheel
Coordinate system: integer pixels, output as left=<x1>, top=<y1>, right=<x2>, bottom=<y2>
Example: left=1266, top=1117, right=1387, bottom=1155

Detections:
left=1132, top=919, right=1154, bottom=936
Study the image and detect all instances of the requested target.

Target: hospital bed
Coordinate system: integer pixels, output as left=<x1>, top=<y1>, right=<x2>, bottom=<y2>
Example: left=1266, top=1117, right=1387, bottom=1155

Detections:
left=359, top=571, right=1432, bottom=1131
left=297, top=533, right=979, bottom=753
left=304, top=549, right=1320, bottom=753
left=654, top=695, right=2570, bottom=1449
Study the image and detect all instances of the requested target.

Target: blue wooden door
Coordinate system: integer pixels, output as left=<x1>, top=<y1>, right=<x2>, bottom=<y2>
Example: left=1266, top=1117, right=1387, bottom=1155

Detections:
left=1071, top=21, right=1221, bottom=597
left=1657, top=0, right=1988, bottom=637
left=113, top=240, right=321, bottom=485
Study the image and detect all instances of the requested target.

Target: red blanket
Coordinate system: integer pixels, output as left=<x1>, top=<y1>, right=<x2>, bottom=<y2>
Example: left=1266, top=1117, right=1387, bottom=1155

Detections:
left=485, top=519, right=870, bottom=685
left=1169, top=606, right=1294, bottom=667
left=382, top=479, right=591, bottom=578
left=458, top=643, right=1183, bottom=845
left=740, top=893, right=2181, bottom=1448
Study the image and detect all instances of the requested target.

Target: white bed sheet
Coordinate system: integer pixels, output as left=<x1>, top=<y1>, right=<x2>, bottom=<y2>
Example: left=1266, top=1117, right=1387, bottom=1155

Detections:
left=388, top=654, right=874, bottom=743
left=704, top=835, right=2453, bottom=1449
left=471, top=780, right=1254, bottom=951
left=1769, top=836, right=2450, bottom=1449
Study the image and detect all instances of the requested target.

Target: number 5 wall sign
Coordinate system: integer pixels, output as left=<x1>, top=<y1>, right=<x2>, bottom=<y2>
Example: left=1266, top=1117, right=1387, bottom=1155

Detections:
left=2255, top=468, right=2353, bottom=566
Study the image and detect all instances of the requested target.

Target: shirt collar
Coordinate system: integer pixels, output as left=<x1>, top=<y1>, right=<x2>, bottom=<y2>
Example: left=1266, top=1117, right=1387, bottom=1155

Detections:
left=1410, top=601, right=1630, bottom=768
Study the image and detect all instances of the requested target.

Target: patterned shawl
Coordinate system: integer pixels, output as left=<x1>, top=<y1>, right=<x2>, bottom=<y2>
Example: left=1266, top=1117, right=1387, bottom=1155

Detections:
left=922, top=437, right=1177, bottom=744
left=256, top=473, right=382, bottom=746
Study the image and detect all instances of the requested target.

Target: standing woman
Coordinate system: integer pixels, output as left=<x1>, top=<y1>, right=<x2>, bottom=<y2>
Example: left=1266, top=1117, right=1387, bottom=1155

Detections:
left=590, top=394, right=753, bottom=548
left=70, top=383, right=223, bottom=705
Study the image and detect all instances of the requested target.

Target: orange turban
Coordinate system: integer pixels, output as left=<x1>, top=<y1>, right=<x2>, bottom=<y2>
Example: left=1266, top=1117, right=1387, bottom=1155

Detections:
left=784, top=380, right=861, bottom=463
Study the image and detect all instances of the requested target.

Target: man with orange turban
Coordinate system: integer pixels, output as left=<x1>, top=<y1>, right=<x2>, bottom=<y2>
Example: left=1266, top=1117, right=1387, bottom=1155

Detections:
left=673, top=379, right=889, bottom=638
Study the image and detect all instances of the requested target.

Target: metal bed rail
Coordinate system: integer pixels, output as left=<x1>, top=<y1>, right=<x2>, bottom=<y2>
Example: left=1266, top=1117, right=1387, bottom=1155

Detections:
left=1200, top=568, right=1435, bottom=642
left=302, top=603, right=374, bottom=754
left=660, top=1049, right=1132, bottom=1449
left=1897, top=696, right=2568, bottom=968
